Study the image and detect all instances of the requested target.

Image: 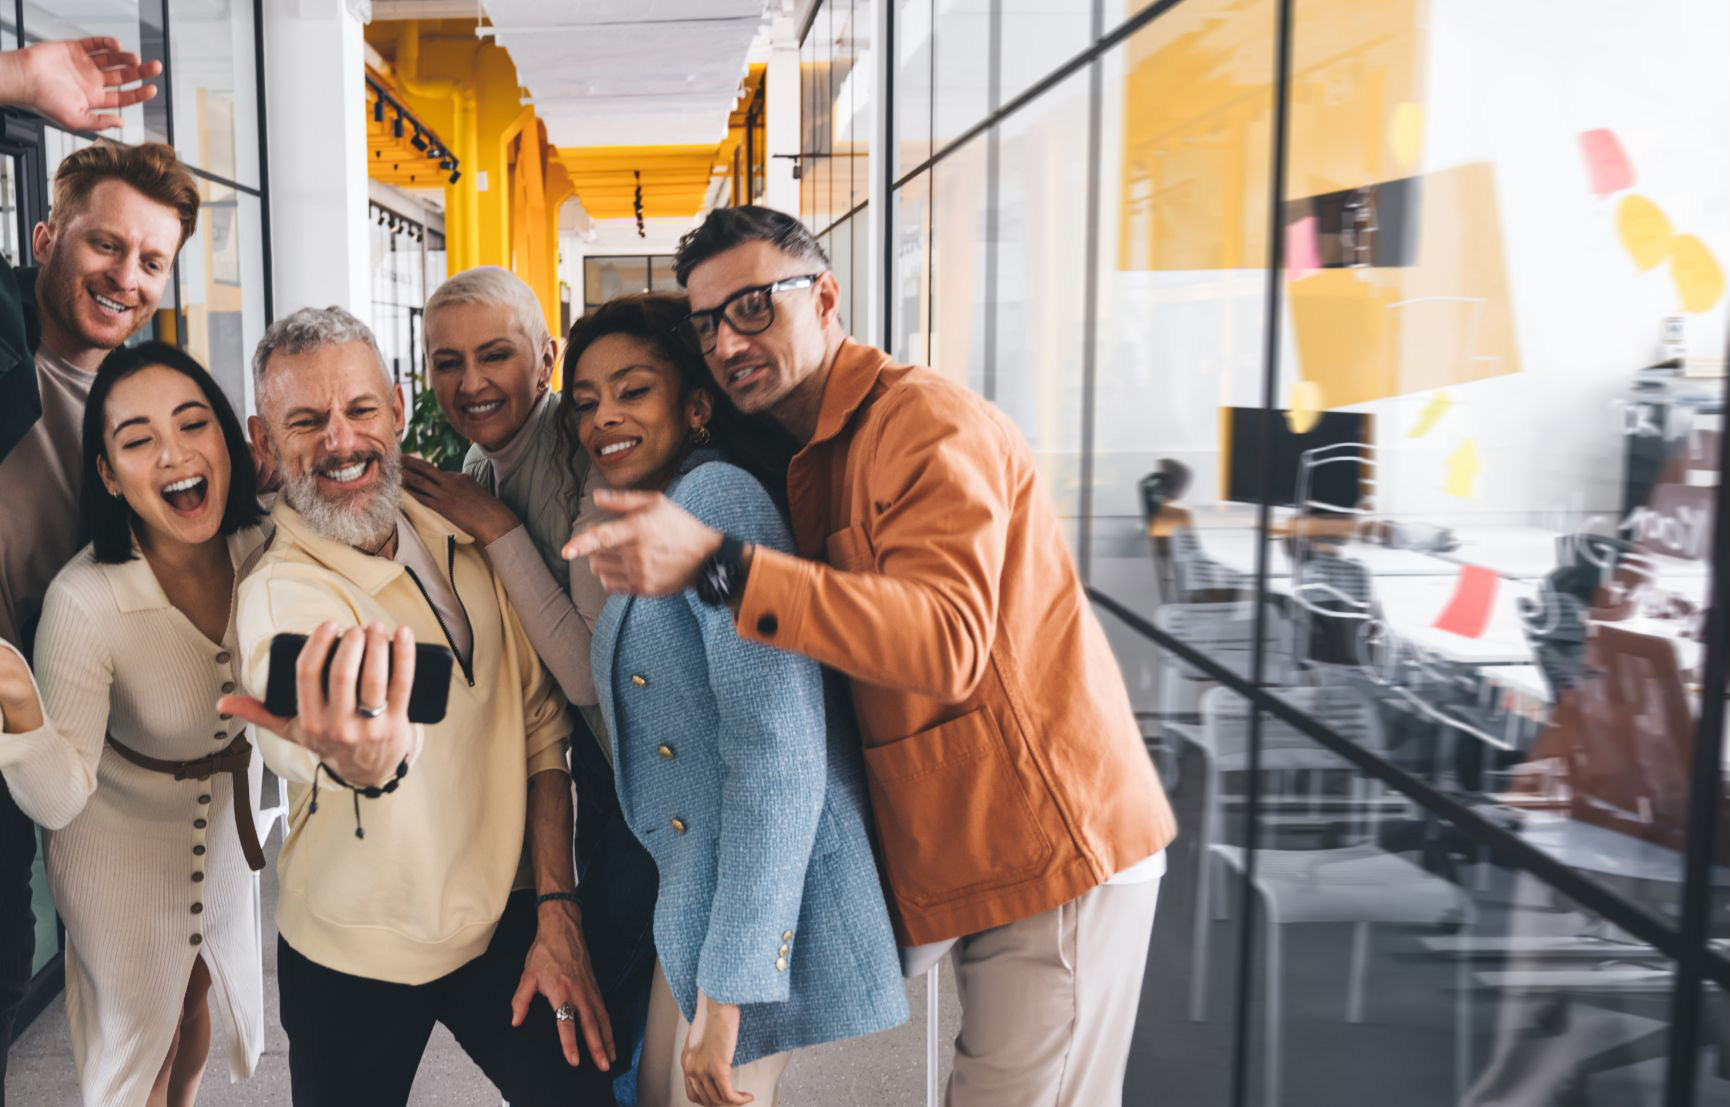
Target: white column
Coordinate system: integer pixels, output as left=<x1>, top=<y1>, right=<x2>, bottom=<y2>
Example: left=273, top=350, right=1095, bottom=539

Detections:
left=263, top=0, right=371, bottom=341
left=763, top=13, right=801, bottom=217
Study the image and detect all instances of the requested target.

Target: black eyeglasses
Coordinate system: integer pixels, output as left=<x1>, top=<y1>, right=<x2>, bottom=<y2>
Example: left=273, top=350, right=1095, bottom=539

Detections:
left=677, top=274, right=821, bottom=355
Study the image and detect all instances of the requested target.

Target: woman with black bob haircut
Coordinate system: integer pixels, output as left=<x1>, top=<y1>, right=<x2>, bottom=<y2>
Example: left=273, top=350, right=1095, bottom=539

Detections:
left=0, top=340, right=272, bottom=1104
left=81, top=341, right=264, bottom=560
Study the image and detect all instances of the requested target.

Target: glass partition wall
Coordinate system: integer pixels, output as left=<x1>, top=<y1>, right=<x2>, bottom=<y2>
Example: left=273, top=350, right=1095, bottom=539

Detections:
left=824, top=0, right=1730, bottom=1103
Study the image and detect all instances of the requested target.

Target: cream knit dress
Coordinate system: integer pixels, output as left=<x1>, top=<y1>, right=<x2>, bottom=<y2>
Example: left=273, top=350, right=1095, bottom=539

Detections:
left=0, top=530, right=266, bottom=1106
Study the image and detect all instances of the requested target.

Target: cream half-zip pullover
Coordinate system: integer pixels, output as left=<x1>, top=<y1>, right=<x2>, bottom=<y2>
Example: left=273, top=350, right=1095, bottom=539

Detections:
left=237, top=494, right=569, bottom=984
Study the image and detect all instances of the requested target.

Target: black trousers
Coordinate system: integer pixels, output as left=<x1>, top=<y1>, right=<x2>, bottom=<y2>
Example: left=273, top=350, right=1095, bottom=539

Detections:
left=278, top=891, right=617, bottom=1107
left=0, top=780, right=37, bottom=1106
left=570, top=715, right=659, bottom=1090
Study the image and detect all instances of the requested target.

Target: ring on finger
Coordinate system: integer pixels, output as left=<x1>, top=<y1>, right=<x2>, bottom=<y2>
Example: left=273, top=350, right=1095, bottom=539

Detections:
left=356, top=702, right=387, bottom=719
left=555, top=1002, right=576, bottom=1022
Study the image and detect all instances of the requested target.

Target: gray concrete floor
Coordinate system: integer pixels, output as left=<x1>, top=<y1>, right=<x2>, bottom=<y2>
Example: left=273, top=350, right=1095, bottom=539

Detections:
left=7, top=824, right=959, bottom=1106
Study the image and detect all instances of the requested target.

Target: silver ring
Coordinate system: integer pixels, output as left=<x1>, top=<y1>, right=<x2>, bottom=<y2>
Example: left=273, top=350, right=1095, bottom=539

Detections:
left=356, top=702, right=387, bottom=719
left=555, top=1003, right=576, bottom=1023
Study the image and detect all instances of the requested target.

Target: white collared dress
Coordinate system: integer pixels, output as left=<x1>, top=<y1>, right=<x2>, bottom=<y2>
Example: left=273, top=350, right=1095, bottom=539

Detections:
left=0, top=530, right=266, bottom=1105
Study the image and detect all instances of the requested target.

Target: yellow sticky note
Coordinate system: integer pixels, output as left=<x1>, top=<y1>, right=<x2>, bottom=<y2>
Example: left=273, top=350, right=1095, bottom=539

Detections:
left=1669, top=233, right=1726, bottom=313
left=1616, top=195, right=1674, bottom=272
left=1407, top=390, right=1452, bottom=438
left=1444, top=437, right=1481, bottom=499
left=1286, top=380, right=1323, bottom=434
left=1390, top=102, right=1424, bottom=169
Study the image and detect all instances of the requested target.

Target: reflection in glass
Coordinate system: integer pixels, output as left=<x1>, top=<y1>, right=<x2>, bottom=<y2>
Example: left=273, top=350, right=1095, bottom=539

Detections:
left=993, top=67, right=1091, bottom=524
left=24, top=1, right=167, bottom=146
left=167, top=0, right=260, bottom=188
left=933, top=0, right=990, bottom=145
left=929, top=133, right=989, bottom=394
left=998, top=0, right=1093, bottom=112
left=0, top=155, right=22, bottom=266
left=178, top=187, right=264, bottom=411
left=894, top=0, right=934, bottom=178
left=1701, top=983, right=1730, bottom=1099
left=582, top=255, right=675, bottom=313
left=828, top=213, right=855, bottom=339
left=892, top=174, right=932, bottom=364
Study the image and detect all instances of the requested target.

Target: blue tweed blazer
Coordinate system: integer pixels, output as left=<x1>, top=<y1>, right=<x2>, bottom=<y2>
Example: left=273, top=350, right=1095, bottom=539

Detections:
left=592, top=457, right=908, bottom=1064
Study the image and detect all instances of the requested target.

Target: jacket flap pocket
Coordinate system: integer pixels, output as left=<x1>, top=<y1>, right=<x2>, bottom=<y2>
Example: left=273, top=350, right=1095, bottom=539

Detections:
left=861, top=708, right=1053, bottom=909
left=824, top=525, right=873, bottom=571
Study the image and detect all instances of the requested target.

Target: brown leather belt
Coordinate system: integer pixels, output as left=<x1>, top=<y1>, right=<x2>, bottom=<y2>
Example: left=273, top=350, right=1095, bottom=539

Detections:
left=106, top=734, right=266, bottom=872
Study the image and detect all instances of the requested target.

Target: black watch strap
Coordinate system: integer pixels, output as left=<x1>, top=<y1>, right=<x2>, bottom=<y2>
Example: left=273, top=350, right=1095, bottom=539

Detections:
left=696, top=534, right=748, bottom=607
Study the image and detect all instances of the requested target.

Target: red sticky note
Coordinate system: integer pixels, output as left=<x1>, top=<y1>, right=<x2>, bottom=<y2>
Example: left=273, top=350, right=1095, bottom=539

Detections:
left=1579, top=129, right=1634, bottom=198
left=1433, top=564, right=1500, bottom=639
left=1286, top=216, right=1320, bottom=279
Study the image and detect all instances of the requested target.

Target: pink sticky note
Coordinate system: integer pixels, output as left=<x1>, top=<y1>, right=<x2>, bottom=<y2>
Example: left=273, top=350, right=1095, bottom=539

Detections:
left=1433, top=564, right=1500, bottom=639
left=1579, top=129, right=1634, bottom=198
left=1286, top=216, right=1320, bottom=279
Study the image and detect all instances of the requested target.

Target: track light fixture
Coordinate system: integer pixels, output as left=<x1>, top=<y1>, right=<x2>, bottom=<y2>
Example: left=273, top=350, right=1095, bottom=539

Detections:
left=373, top=94, right=384, bottom=124
left=634, top=169, right=645, bottom=239
left=392, top=110, right=404, bottom=139
left=410, top=128, right=428, bottom=152
left=449, top=169, right=461, bottom=185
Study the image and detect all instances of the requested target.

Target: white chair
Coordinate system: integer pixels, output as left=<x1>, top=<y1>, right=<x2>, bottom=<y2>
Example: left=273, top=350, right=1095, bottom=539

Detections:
left=1152, top=600, right=1298, bottom=721
left=258, top=767, right=289, bottom=844
left=1184, top=687, right=1471, bottom=1107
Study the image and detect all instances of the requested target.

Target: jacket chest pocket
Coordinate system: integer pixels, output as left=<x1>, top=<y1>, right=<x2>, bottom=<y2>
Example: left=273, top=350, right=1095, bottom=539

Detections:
left=824, top=525, right=873, bottom=571
left=860, top=707, right=1053, bottom=909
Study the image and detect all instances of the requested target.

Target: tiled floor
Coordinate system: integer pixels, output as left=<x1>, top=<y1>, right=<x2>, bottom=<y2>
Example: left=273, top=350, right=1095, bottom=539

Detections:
left=7, top=829, right=961, bottom=1106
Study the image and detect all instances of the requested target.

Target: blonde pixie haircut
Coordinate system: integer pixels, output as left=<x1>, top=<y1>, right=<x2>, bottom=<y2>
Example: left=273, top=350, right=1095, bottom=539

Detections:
left=423, top=266, right=552, bottom=355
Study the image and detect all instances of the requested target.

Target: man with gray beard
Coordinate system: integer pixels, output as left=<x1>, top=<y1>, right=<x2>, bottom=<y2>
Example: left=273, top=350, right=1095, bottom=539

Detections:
left=222, top=306, right=618, bottom=1105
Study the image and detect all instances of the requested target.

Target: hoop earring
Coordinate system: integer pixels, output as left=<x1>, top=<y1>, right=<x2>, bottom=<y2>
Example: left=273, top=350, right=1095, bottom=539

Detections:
left=690, top=423, right=712, bottom=447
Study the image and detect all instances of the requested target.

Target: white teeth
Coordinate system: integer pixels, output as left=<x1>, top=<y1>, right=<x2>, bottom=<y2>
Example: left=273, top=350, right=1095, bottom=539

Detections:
left=163, top=476, right=204, bottom=494
left=465, top=400, right=504, bottom=415
left=599, top=439, right=639, bottom=457
left=325, top=462, right=367, bottom=482
left=93, top=292, right=129, bottom=314
left=731, top=366, right=760, bottom=384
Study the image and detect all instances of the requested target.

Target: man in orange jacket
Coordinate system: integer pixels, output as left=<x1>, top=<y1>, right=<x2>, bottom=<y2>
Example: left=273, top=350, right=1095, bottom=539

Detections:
left=566, top=205, right=1176, bottom=1107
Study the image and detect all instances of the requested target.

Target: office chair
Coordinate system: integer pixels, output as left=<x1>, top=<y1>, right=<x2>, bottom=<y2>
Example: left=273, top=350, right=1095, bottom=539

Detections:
left=1185, top=686, right=1471, bottom=1107
left=1518, top=577, right=1589, bottom=701
left=1290, top=549, right=1376, bottom=667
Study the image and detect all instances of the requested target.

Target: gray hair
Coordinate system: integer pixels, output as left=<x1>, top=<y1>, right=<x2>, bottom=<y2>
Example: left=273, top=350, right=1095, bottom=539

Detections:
left=252, top=306, right=391, bottom=410
left=423, top=266, right=551, bottom=354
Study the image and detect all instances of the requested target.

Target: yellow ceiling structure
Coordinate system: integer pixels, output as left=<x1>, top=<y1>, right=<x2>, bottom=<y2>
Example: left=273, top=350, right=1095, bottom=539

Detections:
left=554, top=65, right=764, bottom=223
left=365, top=74, right=460, bottom=191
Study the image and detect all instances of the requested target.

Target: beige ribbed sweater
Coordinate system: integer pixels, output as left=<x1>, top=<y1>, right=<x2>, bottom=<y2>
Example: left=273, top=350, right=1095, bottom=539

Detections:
left=0, top=531, right=266, bottom=1106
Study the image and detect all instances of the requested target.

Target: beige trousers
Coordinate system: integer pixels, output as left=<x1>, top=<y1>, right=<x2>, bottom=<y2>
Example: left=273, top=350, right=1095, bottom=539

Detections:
left=946, top=876, right=1163, bottom=1107
left=639, top=965, right=793, bottom=1107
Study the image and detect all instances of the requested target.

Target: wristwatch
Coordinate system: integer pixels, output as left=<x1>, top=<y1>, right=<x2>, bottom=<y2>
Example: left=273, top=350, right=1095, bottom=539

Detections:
left=695, top=534, right=749, bottom=607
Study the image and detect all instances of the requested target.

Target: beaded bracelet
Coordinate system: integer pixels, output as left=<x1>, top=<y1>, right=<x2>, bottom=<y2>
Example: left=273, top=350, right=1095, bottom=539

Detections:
left=309, top=758, right=410, bottom=840
left=536, top=891, right=582, bottom=910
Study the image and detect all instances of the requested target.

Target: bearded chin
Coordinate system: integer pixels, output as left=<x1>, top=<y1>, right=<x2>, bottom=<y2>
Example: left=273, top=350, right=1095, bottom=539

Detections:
left=282, top=446, right=403, bottom=550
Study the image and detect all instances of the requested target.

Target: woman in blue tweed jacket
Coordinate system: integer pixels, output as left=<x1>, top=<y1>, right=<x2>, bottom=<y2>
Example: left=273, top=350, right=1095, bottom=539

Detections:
left=560, top=295, right=906, bottom=1107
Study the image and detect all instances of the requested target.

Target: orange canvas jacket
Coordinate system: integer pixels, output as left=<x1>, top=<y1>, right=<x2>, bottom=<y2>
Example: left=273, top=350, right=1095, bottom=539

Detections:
left=736, top=340, right=1177, bottom=944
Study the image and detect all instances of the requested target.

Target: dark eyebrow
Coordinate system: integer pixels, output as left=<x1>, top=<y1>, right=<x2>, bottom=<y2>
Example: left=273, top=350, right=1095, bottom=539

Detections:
left=109, top=400, right=206, bottom=436
left=431, top=335, right=516, bottom=359
left=610, top=363, right=662, bottom=382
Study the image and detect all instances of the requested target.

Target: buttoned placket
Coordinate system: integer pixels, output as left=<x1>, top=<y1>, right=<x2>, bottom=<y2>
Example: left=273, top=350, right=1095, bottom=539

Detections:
left=191, top=646, right=235, bottom=946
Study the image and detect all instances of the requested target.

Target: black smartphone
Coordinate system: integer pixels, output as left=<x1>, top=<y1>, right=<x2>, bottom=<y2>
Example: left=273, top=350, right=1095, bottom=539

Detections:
left=263, top=632, right=454, bottom=725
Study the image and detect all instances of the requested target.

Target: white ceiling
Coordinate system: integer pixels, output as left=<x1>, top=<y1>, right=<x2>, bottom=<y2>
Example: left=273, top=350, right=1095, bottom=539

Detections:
left=482, top=0, right=767, bottom=148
